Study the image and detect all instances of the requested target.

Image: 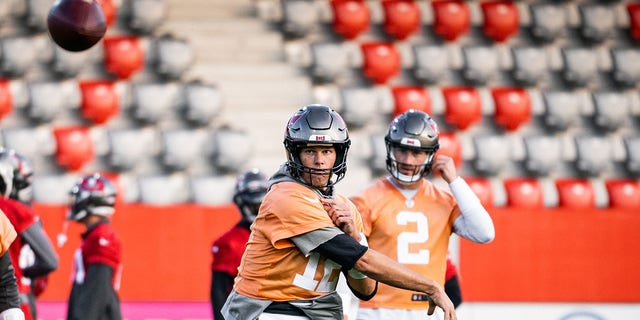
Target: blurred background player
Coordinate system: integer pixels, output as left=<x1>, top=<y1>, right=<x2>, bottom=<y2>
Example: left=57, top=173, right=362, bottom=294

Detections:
left=0, top=149, right=59, bottom=320
left=350, top=110, right=494, bottom=320
left=65, top=173, right=122, bottom=320
left=210, top=168, right=269, bottom=319
left=445, top=256, right=462, bottom=309
left=0, top=210, right=26, bottom=320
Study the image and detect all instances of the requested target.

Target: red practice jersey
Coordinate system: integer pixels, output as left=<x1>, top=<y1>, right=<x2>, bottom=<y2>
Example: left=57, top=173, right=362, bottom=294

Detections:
left=73, top=222, right=123, bottom=290
left=211, top=225, right=250, bottom=277
left=350, top=178, right=460, bottom=309
left=0, top=199, right=39, bottom=290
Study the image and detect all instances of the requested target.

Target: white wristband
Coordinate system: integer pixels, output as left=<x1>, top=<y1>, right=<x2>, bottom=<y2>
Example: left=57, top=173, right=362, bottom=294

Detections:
left=0, top=308, right=25, bottom=320
left=348, top=233, right=368, bottom=279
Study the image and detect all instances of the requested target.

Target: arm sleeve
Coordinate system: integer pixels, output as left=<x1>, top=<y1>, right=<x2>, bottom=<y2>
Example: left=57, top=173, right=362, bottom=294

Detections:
left=449, top=177, right=495, bottom=243
left=0, top=252, right=20, bottom=312
left=72, top=263, right=115, bottom=320
left=20, top=223, right=59, bottom=278
left=210, top=271, right=234, bottom=320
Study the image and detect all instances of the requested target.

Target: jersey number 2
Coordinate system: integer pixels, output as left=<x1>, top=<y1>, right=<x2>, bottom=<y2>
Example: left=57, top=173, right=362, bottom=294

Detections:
left=396, top=211, right=430, bottom=264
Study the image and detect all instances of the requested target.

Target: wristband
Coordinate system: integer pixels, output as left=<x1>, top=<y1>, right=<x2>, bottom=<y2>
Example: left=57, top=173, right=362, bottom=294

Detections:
left=348, top=233, right=368, bottom=279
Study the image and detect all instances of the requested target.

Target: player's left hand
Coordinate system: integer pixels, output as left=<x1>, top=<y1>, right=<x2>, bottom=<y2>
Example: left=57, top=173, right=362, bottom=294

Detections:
left=322, top=199, right=359, bottom=240
left=432, top=154, right=458, bottom=183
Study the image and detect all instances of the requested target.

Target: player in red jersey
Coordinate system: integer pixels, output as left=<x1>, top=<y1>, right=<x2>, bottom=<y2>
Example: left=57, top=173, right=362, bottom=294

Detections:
left=65, top=173, right=123, bottom=320
left=444, top=256, right=462, bottom=309
left=210, top=168, right=269, bottom=319
left=222, top=104, right=456, bottom=320
left=0, top=150, right=59, bottom=320
left=0, top=209, right=25, bottom=320
left=350, top=110, right=494, bottom=320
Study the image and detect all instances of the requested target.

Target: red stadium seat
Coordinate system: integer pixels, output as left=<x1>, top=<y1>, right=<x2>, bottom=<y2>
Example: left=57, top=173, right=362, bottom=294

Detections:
left=605, top=179, right=640, bottom=209
left=330, top=0, right=370, bottom=40
left=382, top=0, right=421, bottom=40
left=437, top=132, right=462, bottom=168
left=360, top=42, right=401, bottom=84
left=0, top=80, right=12, bottom=121
left=96, top=0, right=117, bottom=26
left=491, top=87, right=531, bottom=131
left=53, top=126, right=94, bottom=171
left=628, top=3, right=640, bottom=40
left=464, top=177, right=493, bottom=208
left=555, top=178, right=595, bottom=209
left=431, top=0, right=470, bottom=41
left=391, top=85, right=431, bottom=117
left=442, top=86, right=482, bottom=130
left=103, top=36, right=144, bottom=79
left=79, top=80, right=119, bottom=124
left=480, top=1, right=519, bottom=42
left=504, top=178, right=544, bottom=209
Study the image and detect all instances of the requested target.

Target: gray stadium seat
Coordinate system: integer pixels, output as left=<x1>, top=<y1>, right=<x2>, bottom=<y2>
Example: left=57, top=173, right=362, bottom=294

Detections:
left=107, top=128, right=160, bottom=171
left=123, top=0, right=168, bottom=34
left=211, top=127, right=252, bottom=173
left=280, top=0, right=320, bottom=38
left=462, top=46, right=499, bottom=85
left=472, top=135, right=511, bottom=176
left=309, top=42, right=350, bottom=83
left=368, top=132, right=387, bottom=176
left=624, top=137, right=640, bottom=177
left=31, top=174, right=81, bottom=204
left=562, top=48, right=598, bottom=87
left=131, top=82, right=182, bottom=124
left=412, top=44, right=450, bottom=84
left=138, top=174, right=191, bottom=205
left=574, top=136, right=612, bottom=177
left=49, top=43, right=92, bottom=78
left=27, top=81, right=80, bottom=123
left=150, top=34, right=196, bottom=80
left=579, top=4, right=616, bottom=43
left=511, top=46, right=548, bottom=86
left=181, top=80, right=223, bottom=126
left=160, top=129, right=211, bottom=171
left=523, top=135, right=562, bottom=177
left=591, top=91, right=631, bottom=132
left=339, top=86, right=381, bottom=129
left=542, top=90, right=582, bottom=131
left=611, top=48, right=640, bottom=87
left=23, top=0, right=52, bottom=31
left=529, top=4, right=567, bottom=42
left=0, top=37, right=37, bottom=77
left=190, top=175, right=236, bottom=206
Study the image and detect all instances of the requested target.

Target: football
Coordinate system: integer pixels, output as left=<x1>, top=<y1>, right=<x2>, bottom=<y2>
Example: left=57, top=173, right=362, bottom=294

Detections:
left=47, top=0, right=107, bottom=52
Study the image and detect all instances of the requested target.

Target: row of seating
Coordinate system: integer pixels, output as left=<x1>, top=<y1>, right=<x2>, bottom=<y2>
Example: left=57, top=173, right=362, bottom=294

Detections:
left=275, top=0, right=640, bottom=44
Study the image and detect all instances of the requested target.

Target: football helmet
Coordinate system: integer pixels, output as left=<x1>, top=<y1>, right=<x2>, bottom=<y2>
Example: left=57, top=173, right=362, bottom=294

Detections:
left=0, top=149, right=34, bottom=203
left=385, top=110, right=440, bottom=183
left=68, top=173, right=117, bottom=221
left=283, top=104, right=351, bottom=191
left=0, top=157, right=14, bottom=198
left=233, top=168, right=268, bottom=223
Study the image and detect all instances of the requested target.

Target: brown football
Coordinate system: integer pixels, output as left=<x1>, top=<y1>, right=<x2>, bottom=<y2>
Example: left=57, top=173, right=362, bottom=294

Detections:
left=47, top=0, right=107, bottom=52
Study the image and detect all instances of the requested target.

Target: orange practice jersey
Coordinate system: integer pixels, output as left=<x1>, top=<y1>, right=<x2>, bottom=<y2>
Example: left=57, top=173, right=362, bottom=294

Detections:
left=233, top=181, right=364, bottom=302
left=350, top=178, right=460, bottom=309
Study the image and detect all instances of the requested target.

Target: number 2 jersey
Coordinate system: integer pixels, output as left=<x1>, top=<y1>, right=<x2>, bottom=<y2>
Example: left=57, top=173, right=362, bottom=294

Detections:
left=350, top=177, right=460, bottom=309
left=233, top=181, right=364, bottom=302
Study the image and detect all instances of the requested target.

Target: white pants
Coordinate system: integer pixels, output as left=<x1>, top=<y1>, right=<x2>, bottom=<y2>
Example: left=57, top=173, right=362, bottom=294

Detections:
left=356, top=307, right=445, bottom=320
left=259, top=313, right=310, bottom=320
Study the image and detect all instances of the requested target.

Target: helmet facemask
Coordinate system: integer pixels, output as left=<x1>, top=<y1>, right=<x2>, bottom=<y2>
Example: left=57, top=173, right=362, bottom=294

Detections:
left=386, top=143, right=438, bottom=184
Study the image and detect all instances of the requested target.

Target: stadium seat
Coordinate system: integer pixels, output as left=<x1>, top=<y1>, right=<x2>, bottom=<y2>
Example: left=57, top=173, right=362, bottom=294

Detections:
left=610, top=48, right=640, bottom=88
left=131, top=82, right=181, bottom=124
left=503, top=177, right=544, bottom=209
left=0, top=37, right=36, bottom=77
left=1, top=128, right=56, bottom=164
left=561, top=48, right=598, bottom=87
left=472, top=135, right=510, bottom=176
left=628, top=3, right=640, bottom=40
left=555, top=178, right=596, bottom=209
left=360, top=42, right=401, bottom=84
left=0, top=1, right=10, bottom=25
left=103, top=36, right=145, bottom=80
left=160, top=129, right=210, bottom=171
left=579, top=4, right=616, bottom=43
left=464, top=176, right=494, bottom=208
left=0, top=80, right=11, bottom=121
left=542, top=90, right=581, bottom=131
left=431, top=0, right=470, bottom=41
left=523, top=135, right=561, bottom=177
left=390, top=85, right=431, bottom=117
left=382, top=0, right=422, bottom=40
left=528, top=3, right=567, bottom=42
left=605, top=179, right=640, bottom=209
left=442, top=86, right=482, bottom=130
left=79, top=80, right=119, bottom=125
left=49, top=44, right=92, bottom=78
left=191, top=175, right=236, bottom=206
left=150, top=33, right=195, bottom=80
left=181, top=80, right=223, bottom=126
left=462, top=46, right=499, bottom=85
left=282, top=0, right=321, bottom=38
left=624, top=137, right=640, bottom=177
left=53, top=126, right=94, bottom=171
left=368, top=132, right=387, bottom=176
left=31, top=174, right=81, bottom=204
left=574, top=136, right=612, bottom=177
left=511, top=46, right=548, bottom=86
left=412, top=44, right=450, bottom=84
left=123, top=0, right=168, bottom=34
left=309, top=42, right=351, bottom=83
left=437, top=132, right=462, bottom=168
left=480, top=1, right=519, bottom=42
left=23, top=0, right=49, bottom=31
left=138, top=174, right=191, bottom=205
left=96, top=0, right=117, bottom=26
left=591, top=91, right=630, bottom=132
left=27, top=81, right=77, bottom=123
left=339, top=86, right=380, bottom=129
left=107, top=128, right=160, bottom=171
left=491, top=87, right=531, bottom=131
left=330, top=0, right=370, bottom=40
left=212, top=127, right=252, bottom=173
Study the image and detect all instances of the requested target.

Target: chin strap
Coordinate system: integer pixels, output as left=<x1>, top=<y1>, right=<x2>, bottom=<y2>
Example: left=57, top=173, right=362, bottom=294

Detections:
left=0, top=308, right=25, bottom=320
